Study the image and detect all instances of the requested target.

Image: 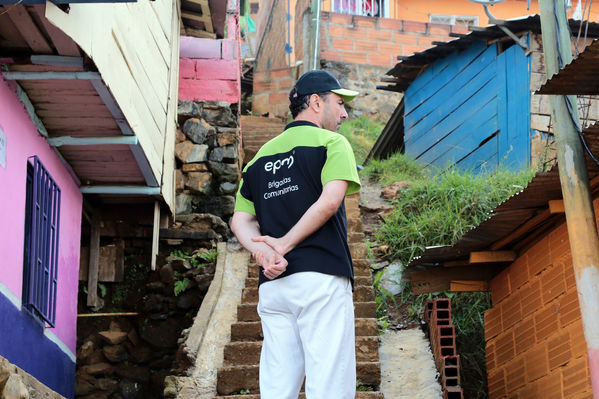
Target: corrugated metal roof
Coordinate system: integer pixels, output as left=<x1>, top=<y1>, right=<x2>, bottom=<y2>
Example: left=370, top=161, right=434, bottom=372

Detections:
left=406, top=126, right=599, bottom=272
left=380, top=16, right=599, bottom=93
left=538, top=39, right=599, bottom=94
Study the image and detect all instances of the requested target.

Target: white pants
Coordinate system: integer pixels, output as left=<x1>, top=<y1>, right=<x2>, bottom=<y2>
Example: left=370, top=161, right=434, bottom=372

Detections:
left=257, top=272, right=356, bottom=399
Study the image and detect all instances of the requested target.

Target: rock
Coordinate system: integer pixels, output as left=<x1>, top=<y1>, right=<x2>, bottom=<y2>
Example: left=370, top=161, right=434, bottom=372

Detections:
left=208, top=145, right=238, bottom=162
left=171, top=258, right=191, bottom=272
left=128, top=329, right=141, bottom=346
left=77, top=340, right=95, bottom=362
left=175, top=169, right=184, bottom=191
left=140, top=294, right=169, bottom=313
left=380, top=262, right=404, bottom=296
left=185, top=172, right=212, bottom=194
left=175, top=141, right=209, bottom=163
left=125, top=343, right=153, bottom=364
left=98, top=331, right=128, bottom=345
left=103, top=345, right=128, bottom=363
left=163, top=376, right=178, bottom=398
left=97, top=378, right=119, bottom=392
left=139, top=318, right=182, bottom=348
left=145, top=281, right=166, bottom=292
left=183, top=118, right=215, bottom=144
left=177, top=101, right=201, bottom=118
left=119, top=380, right=143, bottom=399
left=195, top=274, right=213, bottom=293
left=150, top=369, right=170, bottom=395
left=81, top=362, right=112, bottom=376
left=216, top=131, right=238, bottom=147
left=176, top=290, right=201, bottom=309
left=115, top=365, right=150, bottom=383
left=201, top=102, right=237, bottom=127
left=1, top=374, right=28, bottom=399
left=175, top=213, right=229, bottom=239
left=175, top=193, right=194, bottom=215
left=219, top=181, right=238, bottom=195
left=208, top=161, right=240, bottom=182
left=86, top=349, right=106, bottom=365
left=197, top=195, right=236, bottom=217
left=181, top=163, right=208, bottom=172
left=160, top=265, right=174, bottom=284
left=109, top=321, right=124, bottom=332
left=75, top=374, right=96, bottom=396
left=175, top=129, right=186, bottom=143
left=381, top=181, right=410, bottom=200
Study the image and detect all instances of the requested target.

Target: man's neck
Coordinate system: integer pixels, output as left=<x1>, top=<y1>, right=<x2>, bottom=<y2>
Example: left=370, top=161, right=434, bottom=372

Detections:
left=294, top=115, right=321, bottom=128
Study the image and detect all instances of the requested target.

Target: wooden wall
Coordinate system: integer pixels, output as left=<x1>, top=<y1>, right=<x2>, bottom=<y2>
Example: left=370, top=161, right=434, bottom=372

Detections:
left=403, top=39, right=531, bottom=172
left=44, top=0, right=180, bottom=212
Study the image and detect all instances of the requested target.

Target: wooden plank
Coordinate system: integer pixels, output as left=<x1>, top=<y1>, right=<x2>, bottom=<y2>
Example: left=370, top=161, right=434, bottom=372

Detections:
left=469, top=250, right=517, bottom=264
left=3, top=5, right=53, bottom=53
left=159, top=229, right=217, bottom=240
left=549, top=199, right=565, bottom=214
left=455, top=134, right=499, bottom=171
left=32, top=4, right=80, bottom=56
left=490, top=208, right=552, bottom=250
left=184, top=27, right=217, bottom=39
left=443, top=260, right=470, bottom=267
left=410, top=265, right=500, bottom=295
left=151, top=201, right=160, bottom=270
left=181, top=11, right=213, bottom=33
left=87, top=213, right=101, bottom=307
left=77, top=312, right=138, bottom=317
left=450, top=280, right=489, bottom=291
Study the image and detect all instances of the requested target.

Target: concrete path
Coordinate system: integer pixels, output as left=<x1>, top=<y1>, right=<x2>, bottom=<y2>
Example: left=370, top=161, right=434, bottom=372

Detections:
left=379, top=328, right=443, bottom=399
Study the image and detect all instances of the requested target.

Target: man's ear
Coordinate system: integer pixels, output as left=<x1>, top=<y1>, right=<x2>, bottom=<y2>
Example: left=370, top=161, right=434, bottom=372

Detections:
left=309, top=94, right=321, bottom=112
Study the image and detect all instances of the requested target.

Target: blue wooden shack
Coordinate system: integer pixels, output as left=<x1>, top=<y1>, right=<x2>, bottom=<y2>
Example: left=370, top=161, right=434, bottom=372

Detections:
left=370, top=16, right=599, bottom=172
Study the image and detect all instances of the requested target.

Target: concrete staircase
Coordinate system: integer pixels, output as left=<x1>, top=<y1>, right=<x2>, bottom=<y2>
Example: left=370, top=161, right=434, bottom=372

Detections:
left=214, top=193, right=384, bottom=398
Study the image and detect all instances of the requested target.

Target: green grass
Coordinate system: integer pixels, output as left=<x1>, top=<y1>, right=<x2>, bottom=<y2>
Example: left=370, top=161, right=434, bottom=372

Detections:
left=337, top=115, right=385, bottom=164
left=362, top=152, right=427, bottom=185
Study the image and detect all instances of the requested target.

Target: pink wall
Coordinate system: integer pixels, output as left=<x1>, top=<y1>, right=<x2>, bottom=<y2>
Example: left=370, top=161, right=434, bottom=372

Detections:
left=0, top=75, right=82, bottom=354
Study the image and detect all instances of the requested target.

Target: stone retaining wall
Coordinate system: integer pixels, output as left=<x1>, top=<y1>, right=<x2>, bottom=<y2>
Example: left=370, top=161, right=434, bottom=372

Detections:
left=0, top=355, right=64, bottom=399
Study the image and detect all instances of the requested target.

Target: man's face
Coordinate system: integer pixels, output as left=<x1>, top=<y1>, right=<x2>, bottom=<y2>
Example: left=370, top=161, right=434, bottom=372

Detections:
left=319, top=93, right=348, bottom=132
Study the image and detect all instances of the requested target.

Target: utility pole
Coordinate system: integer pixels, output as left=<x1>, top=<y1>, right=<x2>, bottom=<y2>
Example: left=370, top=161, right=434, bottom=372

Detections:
left=539, top=0, right=599, bottom=396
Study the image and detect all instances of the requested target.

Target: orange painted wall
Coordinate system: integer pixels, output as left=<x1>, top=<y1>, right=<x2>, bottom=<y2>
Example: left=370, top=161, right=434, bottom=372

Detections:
left=482, top=199, right=599, bottom=397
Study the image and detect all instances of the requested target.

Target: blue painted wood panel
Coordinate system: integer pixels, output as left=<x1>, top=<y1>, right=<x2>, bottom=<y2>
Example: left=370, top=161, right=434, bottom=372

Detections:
left=404, top=39, right=531, bottom=172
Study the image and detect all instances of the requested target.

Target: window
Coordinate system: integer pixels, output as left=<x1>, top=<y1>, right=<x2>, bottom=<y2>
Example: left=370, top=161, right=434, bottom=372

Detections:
left=22, top=156, right=61, bottom=328
left=430, top=14, right=479, bottom=26
left=332, top=0, right=384, bottom=17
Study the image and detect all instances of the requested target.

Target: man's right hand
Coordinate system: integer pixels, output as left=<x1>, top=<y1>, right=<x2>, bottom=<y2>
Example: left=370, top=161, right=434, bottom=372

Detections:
left=253, top=245, right=287, bottom=280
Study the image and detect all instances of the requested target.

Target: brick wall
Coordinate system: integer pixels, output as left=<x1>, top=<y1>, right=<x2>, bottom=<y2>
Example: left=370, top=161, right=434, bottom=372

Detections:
left=319, top=12, right=467, bottom=68
left=251, top=66, right=297, bottom=118
left=484, top=211, right=596, bottom=398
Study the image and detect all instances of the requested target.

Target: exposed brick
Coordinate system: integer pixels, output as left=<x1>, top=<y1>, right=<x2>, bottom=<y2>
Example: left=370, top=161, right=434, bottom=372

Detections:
left=541, top=262, right=567, bottom=303
left=549, top=222, right=570, bottom=260
left=525, top=343, right=549, bottom=382
left=269, top=92, right=288, bottom=105
left=491, top=268, right=511, bottom=304
left=501, top=293, right=522, bottom=329
left=330, top=13, right=352, bottom=24
left=428, top=23, right=451, bottom=35
left=534, top=304, right=560, bottom=342
left=505, top=358, right=526, bottom=391
left=353, top=15, right=377, bottom=28
left=451, top=25, right=470, bottom=34
left=514, top=316, right=536, bottom=355
left=403, top=21, right=427, bottom=33
left=355, top=40, right=378, bottom=52
left=486, top=341, right=496, bottom=371
left=527, top=236, right=551, bottom=276
left=559, top=254, right=576, bottom=292
left=368, top=53, right=392, bottom=67
left=559, top=287, right=581, bottom=327
left=487, top=368, right=506, bottom=398
left=333, top=38, right=355, bottom=51
left=344, top=27, right=365, bottom=40
left=328, top=24, right=344, bottom=37
left=567, top=320, right=587, bottom=358
left=495, top=331, right=515, bottom=366
left=378, top=43, right=404, bottom=57
left=252, top=70, right=267, bottom=81
left=520, top=278, right=543, bottom=318
left=368, top=29, right=392, bottom=41
left=320, top=50, right=343, bottom=62
left=548, top=331, right=571, bottom=370
left=179, top=58, right=196, bottom=79
left=278, top=78, right=293, bottom=90
left=518, top=379, right=540, bottom=397
left=484, top=305, right=502, bottom=341
left=509, top=254, right=529, bottom=290
left=379, top=18, right=403, bottom=30
left=392, top=32, right=420, bottom=45
left=195, top=58, right=238, bottom=80
left=343, top=51, right=368, bottom=64
left=403, top=44, right=426, bottom=56
left=538, top=370, right=564, bottom=399
left=179, top=78, right=239, bottom=103
left=251, top=93, right=269, bottom=115
left=269, top=68, right=293, bottom=79
left=253, top=79, right=277, bottom=92
left=562, top=355, right=591, bottom=397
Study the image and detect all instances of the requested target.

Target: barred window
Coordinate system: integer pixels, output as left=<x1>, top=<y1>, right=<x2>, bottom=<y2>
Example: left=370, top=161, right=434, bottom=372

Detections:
left=22, top=156, right=61, bottom=328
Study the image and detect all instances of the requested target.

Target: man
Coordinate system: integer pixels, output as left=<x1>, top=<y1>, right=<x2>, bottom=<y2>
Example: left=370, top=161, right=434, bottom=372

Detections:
left=230, top=70, right=361, bottom=399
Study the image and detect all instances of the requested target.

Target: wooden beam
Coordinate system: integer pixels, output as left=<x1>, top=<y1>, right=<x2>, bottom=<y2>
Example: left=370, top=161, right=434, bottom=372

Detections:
left=469, top=250, right=517, bottom=263
left=450, top=280, right=489, bottom=292
left=32, top=5, right=80, bottom=57
left=449, top=32, right=470, bottom=38
left=80, top=186, right=161, bottom=195
left=3, top=5, right=53, bottom=53
left=181, top=11, right=213, bottom=33
left=443, top=260, right=471, bottom=267
left=87, top=212, right=101, bottom=307
left=16, top=84, right=47, bottom=137
left=549, top=199, right=565, bottom=214
left=184, top=27, right=217, bottom=39
left=30, top=55, right=84, bottom=68
left=410, top=264, right=500, bottom=295
left=47, top=136, right=138, bottom=147
left=2, top=71, right=101, bottom=80
left=151, top=202, right=160, bottom=271
left=490, top=208, right=552, bottom=250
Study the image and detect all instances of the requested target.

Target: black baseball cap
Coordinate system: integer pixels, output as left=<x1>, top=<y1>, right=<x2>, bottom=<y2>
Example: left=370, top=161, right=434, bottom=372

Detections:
left=291, top=70, right=359, bottom=102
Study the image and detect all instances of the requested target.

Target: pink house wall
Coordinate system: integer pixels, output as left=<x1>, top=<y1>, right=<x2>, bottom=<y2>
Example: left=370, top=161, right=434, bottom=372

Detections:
left=0, top=75, right=82, bottom=354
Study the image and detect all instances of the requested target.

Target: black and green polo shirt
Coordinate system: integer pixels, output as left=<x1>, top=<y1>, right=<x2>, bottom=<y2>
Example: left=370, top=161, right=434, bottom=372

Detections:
left=235, top=120, right=361, bottom=287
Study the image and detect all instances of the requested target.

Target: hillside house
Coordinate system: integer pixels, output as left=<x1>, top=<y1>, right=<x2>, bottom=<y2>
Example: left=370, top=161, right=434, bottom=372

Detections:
left=0, top=1, right=180, bottom=396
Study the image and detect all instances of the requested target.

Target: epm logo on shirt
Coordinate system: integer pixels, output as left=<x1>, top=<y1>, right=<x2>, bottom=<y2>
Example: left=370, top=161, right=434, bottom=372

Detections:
left=264, top=154, right=294, bottom=175
left=263, top=154, right=299, bottom=199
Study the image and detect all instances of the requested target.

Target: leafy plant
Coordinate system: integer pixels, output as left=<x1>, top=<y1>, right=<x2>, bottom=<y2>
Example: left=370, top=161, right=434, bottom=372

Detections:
left=356, top=381, right=374, bottom=392
left=197, top=249, right=219, bottom=264
left=337, top=115, right=386, bottom=163
left=174, top=278, right=191, bottom=296
left=372, top=269, right=395, bottom=334
left=98, top=283, right=107, bottom=298
left=237, top=388, right=251, bottom=395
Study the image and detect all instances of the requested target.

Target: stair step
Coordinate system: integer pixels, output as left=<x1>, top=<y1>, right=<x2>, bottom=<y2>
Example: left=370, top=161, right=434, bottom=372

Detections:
left=223, top=336, right=379, bottom=365
left=230, top=318, right=378, bottom=341
left=241, top=284, right=374, bottom=303
left=216, top=392, right=384, bottom=399
left=348, top=231, right=366, bottom=243
left=350, top=243, right=368, bottom=259
left=216, top=362, right=381, bottom=395
left=237, top=301, right=378, bottom=322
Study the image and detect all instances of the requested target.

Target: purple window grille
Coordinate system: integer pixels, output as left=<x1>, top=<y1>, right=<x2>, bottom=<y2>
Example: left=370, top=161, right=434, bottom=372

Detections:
left=22, top=156, right=61, bottom=328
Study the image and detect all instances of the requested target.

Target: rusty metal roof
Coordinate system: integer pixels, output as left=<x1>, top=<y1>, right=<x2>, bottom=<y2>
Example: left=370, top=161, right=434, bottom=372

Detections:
left=406, top=125, right=599, bottom=272
left=538, top=39, right=599, bottom=95
left=379, top=15, right=599, bottom=93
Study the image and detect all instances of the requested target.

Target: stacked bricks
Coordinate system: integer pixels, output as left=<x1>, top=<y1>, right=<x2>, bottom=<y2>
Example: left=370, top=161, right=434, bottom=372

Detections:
left=425, top=299, right=464, bottom=399
left=319, top=12, right=468, bottom=68
left=484, top=219, right=593, bottom=398
left=251, top=66, right=295, bottom=118
left=214, top=192, right=384, bottom=398
left=179, top=36, right=241, bottom=104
